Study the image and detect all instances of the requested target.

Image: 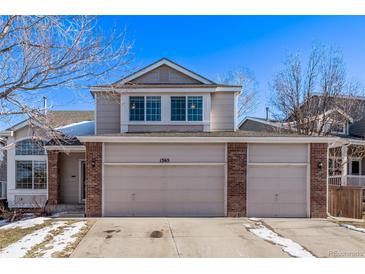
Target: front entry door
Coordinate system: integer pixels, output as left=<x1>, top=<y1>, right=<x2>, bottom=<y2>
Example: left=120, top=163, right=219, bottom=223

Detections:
left=80, top=160, right=86, bottom=203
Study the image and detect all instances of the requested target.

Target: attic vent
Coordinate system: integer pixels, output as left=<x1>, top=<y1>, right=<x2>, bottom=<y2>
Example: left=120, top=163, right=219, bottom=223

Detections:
left=159, top=67, right=169, bottom=82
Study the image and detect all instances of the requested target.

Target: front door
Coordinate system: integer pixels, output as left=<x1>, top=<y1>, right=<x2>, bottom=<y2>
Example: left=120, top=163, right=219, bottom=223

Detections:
left=80, top=160, right=86, bottom=203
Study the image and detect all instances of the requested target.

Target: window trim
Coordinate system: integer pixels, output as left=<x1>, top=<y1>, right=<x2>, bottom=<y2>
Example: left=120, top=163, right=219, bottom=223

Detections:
left=330, top=122, right=346, bottom=135
left=170, top=95, right=204, bottom=122
left=146, top=96, right=161, bottom=121
left=15, top=138, right=46, bottom=156
left=15, top=159, right=48, bottom=190
left=129, top=96, right=162, bottom=122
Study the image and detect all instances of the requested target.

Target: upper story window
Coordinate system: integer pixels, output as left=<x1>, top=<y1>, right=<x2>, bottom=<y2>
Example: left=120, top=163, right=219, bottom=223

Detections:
left=16, top=139, right=45, bottom=155
left=129, top=96, right=145, bottom=121
left=171, top=96, right=203, bottom=122
left=129, top=96, right=162, bottom=121
left=171, top=96, right=186, bottom=121
left=146, top=96, right=161, bottom=121
left=188, top=96, right=203, bottom=121
left=331, top=122, right=346, bottom=135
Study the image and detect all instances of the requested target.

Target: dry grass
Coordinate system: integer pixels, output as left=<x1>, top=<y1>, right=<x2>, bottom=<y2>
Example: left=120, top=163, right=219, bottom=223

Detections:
left=54, top=220, right=94, bottom=258
left=25, top=220, right=94, bottom=258
left=0, top=220, right=53, bottom=250
left=0, top=219, right=95, bottom=258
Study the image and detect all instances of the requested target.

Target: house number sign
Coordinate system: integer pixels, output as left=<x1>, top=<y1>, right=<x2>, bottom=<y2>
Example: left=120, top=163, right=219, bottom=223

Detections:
left=159, top=158, right=170, bottom=163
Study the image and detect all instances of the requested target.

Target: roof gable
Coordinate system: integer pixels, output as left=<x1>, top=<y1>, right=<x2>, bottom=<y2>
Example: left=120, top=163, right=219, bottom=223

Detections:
left=115, top=58, right=215, bottom=85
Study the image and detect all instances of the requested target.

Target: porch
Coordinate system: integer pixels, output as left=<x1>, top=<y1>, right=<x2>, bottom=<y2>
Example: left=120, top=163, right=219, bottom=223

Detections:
left=328, top=141, right=365, bottom=188
left=46, top=146, right=86, bottom=212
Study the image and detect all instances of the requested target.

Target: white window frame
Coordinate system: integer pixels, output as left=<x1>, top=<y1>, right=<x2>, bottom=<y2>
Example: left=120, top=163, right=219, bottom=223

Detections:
left=15, top=159, right=47, bottom=190
left=129, top=95, right=162, bottom=122
left=14, top=138, right=48, bottom=190
left=349, top=158, right=362, bottom=175
left=330, top=122, right=346, bottom=135
left=170, top=95, right=204, bottom=122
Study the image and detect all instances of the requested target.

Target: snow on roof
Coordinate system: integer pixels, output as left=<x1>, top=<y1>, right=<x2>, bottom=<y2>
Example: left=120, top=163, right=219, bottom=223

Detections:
left=56, top=120, right=95, bottom=137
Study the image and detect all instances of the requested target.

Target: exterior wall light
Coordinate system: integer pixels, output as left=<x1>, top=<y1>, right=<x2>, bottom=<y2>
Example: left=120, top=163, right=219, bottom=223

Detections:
left=317, top=161, right=323, bottom=169
left=91, top=160, right=96, bottom=168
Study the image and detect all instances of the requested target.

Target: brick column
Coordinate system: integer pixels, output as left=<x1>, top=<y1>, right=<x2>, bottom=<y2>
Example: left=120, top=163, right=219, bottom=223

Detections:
left=310, top=143, right=328, bottom=218
left=85, top=142, right=102, bottom=217
left=47, top=150, right=59, bottom=205
left=227, top=143, right=247, bottom=217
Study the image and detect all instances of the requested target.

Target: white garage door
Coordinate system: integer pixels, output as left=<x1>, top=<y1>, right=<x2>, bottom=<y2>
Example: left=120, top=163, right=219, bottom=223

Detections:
left=103, top=143, right=226, bottom=217
left=247, top=144, right=309, bottom=218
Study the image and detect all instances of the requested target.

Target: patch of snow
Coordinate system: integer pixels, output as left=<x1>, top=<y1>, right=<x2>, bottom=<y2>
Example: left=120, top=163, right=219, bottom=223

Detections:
left=248, top=225, right=314, bottom=258
left=248, top=217, right=262, bottom=221
left=37, top=221, right=87, bottom=258
left=0, top=217, right=50, bottom=230
left=0, top=219, right=8, bottom=227
left=341, top=224, right=365, bottom=234
left=56, top=120, right=94, bottom=136
left=0, top=221, right=66, bottom=258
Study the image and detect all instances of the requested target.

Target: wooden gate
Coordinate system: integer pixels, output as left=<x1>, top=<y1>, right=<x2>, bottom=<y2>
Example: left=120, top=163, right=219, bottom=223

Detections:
left=328, top=185, right=363, bottom=219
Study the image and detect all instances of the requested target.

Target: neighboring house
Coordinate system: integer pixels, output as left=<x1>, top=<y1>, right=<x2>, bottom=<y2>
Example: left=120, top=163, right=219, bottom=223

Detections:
left=241, top=97, right=365, bottom=192
left=239, top=117, right=284, bottom=132
left=0, top=58, right=332, bottom=218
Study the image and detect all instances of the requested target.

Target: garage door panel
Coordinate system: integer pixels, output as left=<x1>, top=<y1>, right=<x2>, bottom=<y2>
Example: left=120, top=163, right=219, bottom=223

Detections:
left=247, top=144, right=308, bottom=218
left=103, top=164, right=225, bottom=217
left=164, top=202, right=224, bottom=216
left=165, top=190, right=224, bottom=203
left=249, top=144, right=308, bottom=163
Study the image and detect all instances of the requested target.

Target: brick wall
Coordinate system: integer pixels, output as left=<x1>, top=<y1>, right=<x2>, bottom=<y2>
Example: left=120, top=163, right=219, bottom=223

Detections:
left=310, top=143, right=328, bottom=218
left=85, top=142, right=102, bottom=217
left=227, top=143, right=247, bottom=217
left=47, top=150, right=59, bottom=205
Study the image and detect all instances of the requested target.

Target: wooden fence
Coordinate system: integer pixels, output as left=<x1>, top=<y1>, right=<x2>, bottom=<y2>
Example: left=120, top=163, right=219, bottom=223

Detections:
left=328, top=185, right=363, bottom=219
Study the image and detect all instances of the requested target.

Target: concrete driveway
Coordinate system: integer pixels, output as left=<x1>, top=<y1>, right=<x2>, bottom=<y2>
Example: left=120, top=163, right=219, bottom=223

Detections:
left=71, top=218, right=365, bottom=258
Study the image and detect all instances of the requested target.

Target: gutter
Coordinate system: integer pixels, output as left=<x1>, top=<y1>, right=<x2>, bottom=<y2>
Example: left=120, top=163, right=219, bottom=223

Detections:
left=77, top=135, right=337, bottom=144
left=0, top=130, right=14, bottom=137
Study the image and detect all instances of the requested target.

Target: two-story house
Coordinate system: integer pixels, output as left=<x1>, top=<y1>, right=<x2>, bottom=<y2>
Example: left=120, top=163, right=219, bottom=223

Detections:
left=0, top=58, right=332, bottom=218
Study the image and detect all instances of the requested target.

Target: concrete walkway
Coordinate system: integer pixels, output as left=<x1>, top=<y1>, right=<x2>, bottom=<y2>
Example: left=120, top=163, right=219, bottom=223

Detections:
left=71, top=217, right=365, bottom=258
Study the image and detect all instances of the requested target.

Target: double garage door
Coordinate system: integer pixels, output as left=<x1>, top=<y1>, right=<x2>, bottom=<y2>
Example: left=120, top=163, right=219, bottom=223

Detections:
left=103, top=143, right=226, bottom=217
left=102, top=143, right=309, bottom=217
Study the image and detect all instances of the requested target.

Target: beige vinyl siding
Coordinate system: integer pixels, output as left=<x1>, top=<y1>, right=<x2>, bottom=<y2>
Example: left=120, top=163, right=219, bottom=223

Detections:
left=59, top=152, right=84, bottom=204
left=211, top=92, right=235, bottom=131
left=131, top=65, right=201, bottom=84
left=95, top=93, right=120, bottom=134
left=104, top=143, right=225, bottom=163
left=128, top=125, right=204, bottom=132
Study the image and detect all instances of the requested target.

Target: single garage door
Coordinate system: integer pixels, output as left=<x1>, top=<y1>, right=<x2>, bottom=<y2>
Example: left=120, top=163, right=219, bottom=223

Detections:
left=247, top=144, right=309, bottom=218
left=103, top=143, right=226, bottom=217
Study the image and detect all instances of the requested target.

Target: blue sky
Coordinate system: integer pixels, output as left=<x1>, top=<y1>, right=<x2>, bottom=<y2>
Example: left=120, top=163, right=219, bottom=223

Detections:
left=4, top=16, right=365, bottom=129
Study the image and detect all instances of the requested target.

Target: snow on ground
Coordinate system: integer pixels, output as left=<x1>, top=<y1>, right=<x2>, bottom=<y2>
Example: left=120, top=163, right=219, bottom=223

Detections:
left=246, top=223, right=314, bottom=258
left=0, top=221, right=66, bottom=258
left=36, top=221, right=87, bottom=258
left=248, top=217, right=261, bottom=222
left=0, top=219, right=7, bottom=227
left=341, top=224, right=365, bottom=234
left=0, top=217, right=50, bottom=230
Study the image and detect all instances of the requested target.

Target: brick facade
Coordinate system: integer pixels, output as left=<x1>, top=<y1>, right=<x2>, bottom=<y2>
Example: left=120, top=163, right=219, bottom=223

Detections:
left=310, top=143, right=328, bottom=218
left=227, top=143, right=247, bottom=217
left=85, top=142, right=102, bottom=217
left=47, top=150, right=59, bottom=205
